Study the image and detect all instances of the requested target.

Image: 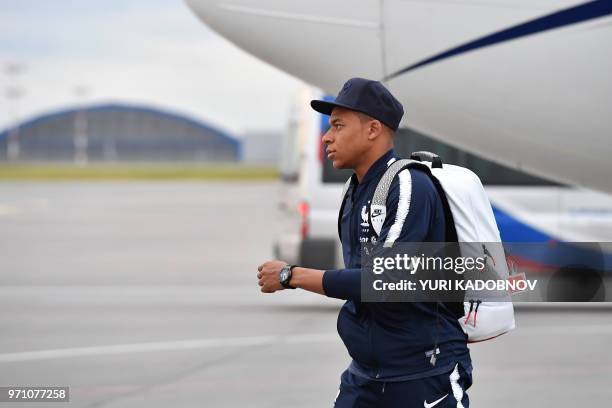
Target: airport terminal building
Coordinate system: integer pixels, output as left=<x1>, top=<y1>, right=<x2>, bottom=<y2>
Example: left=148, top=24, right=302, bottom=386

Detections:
left=0, top=104, right=241, bottom=162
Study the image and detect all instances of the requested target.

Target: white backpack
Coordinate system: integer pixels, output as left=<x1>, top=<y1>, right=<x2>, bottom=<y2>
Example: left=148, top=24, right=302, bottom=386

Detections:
left=340, top=151, right=515, bottom=342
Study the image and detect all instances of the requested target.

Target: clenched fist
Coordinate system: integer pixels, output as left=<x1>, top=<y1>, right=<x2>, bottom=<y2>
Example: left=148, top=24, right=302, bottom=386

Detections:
left=257, top=260, right=287, bottom=293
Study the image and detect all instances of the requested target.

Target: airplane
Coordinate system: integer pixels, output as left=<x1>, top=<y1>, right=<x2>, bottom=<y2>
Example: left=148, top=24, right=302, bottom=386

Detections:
left=185, top=0, right=612, bottom=193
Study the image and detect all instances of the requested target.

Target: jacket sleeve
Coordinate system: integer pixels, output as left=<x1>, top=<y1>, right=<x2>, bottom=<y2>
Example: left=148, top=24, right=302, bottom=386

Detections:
left=323, top=168, right=441, bottom=300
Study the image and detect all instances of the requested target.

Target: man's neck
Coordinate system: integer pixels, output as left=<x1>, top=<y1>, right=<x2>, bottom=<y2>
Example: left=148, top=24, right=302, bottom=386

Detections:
left=354, top=146, right=393, bottom=183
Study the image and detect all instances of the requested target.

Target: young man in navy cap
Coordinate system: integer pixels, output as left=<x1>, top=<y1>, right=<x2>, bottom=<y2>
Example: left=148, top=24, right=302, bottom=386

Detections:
left=257, top=78, right=472, bottom=407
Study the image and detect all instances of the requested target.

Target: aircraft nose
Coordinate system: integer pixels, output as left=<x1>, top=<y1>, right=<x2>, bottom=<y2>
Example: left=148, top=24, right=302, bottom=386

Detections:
left=184, top=0, right=384, bottom=93
left=184, top=0, right=222, bottom=28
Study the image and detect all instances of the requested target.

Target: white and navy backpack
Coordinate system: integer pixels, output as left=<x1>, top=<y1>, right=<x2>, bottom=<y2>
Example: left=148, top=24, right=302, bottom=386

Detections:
left=339, top=151, right=515, bottom=343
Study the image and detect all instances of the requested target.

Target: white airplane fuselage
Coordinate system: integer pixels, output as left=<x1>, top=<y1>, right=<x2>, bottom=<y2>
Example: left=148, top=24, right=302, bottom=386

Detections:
left=186, top=0, right=612, bottom=192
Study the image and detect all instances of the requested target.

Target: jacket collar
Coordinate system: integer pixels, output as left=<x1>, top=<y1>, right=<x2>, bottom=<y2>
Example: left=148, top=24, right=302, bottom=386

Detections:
left=358, top=148, right=397, bottom=186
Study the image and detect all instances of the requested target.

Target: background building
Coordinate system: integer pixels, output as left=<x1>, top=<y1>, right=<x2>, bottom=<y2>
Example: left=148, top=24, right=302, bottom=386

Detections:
left=0, top=104, right=241, bottom=162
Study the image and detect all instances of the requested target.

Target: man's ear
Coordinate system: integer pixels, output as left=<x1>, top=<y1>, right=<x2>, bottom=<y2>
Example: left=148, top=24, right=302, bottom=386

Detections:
left=367, top=120, right=383, bottom=140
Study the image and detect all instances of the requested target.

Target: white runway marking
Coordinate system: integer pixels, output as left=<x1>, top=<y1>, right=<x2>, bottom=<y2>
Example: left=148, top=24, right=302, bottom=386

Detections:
left=0, top=333, right=337, bottom=364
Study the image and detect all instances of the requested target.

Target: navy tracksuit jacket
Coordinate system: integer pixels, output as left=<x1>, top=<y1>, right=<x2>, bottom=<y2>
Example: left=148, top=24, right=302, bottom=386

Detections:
left=323, top=149, right=472, bottom=381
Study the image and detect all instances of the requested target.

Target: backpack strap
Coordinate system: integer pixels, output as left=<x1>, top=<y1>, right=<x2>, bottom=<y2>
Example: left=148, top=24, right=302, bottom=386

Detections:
left=369, top=159, right=459, bottom=244
left=370, top=159, right=424, bottom=242
left=336, top=155, right=459, bottom=245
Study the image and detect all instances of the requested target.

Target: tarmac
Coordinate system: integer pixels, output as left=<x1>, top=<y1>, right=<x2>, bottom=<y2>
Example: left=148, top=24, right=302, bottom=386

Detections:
left=1, top=181, right=611, bottom=407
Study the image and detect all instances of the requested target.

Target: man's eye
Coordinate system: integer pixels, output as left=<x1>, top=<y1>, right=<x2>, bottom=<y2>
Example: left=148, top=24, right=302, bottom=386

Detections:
left=335, top=124, right=343, bottom=129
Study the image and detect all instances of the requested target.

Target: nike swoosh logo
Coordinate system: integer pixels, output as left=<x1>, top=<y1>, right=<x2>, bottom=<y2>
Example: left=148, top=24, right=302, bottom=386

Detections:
left=424, top=394, right=448, bottom=408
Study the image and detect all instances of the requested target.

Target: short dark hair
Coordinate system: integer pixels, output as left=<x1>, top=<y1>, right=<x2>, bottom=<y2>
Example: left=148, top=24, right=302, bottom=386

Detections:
left=356, top=111, right=394, bottom=136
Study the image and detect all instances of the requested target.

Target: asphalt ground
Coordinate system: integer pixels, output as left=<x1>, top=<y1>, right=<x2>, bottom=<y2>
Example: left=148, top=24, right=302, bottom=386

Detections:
left=0, top=181, right=611, bottom=407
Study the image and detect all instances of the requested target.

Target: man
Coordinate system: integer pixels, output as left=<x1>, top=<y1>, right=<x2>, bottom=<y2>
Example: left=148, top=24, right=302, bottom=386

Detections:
left=257, top=78, right=472, bottom=407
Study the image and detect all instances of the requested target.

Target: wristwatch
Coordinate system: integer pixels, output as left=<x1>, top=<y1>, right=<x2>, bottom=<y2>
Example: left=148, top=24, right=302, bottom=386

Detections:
left=279, top=264, right=297, bottom=289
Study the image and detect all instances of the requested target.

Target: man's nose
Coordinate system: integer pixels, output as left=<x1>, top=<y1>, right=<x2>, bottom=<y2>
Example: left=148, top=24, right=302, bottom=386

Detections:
left=321, top=129, right=332, bottom=145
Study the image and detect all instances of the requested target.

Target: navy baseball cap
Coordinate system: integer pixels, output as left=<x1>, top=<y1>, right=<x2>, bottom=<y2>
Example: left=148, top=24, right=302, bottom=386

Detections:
left=310, top=77, right=404, bottom=131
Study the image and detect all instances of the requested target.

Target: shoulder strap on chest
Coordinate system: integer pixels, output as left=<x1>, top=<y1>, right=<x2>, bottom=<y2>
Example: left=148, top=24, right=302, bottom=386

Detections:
left=336, top=156, right=457, bottom=243
left=370, top=159, right=458, bottom=244
left=336, top=160, right=428, bottom=243
left=370, top=159, right=426, bottom=239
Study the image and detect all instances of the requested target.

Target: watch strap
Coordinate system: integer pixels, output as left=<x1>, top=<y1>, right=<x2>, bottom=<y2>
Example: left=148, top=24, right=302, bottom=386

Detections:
left=280, top=264, right=297, bottom=289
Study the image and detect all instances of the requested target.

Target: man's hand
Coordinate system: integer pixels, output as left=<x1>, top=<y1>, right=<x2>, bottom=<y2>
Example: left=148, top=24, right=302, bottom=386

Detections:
left=257, top=260, right=287, bottom=293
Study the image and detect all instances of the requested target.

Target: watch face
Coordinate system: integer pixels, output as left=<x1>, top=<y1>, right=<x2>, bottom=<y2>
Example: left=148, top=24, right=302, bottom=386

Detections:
left=280, top=269, right=288, bottom=282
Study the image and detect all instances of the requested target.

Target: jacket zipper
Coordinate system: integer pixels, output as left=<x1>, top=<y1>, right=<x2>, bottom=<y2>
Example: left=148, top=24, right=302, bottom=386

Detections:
left=350, top=183, right=380, bottom=378
left=349, top=185, right=357, bottom=263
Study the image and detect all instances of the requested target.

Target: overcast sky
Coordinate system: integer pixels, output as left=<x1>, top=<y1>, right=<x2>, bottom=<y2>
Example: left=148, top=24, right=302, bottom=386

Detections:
left=0, top=0, right=307, bottom=136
